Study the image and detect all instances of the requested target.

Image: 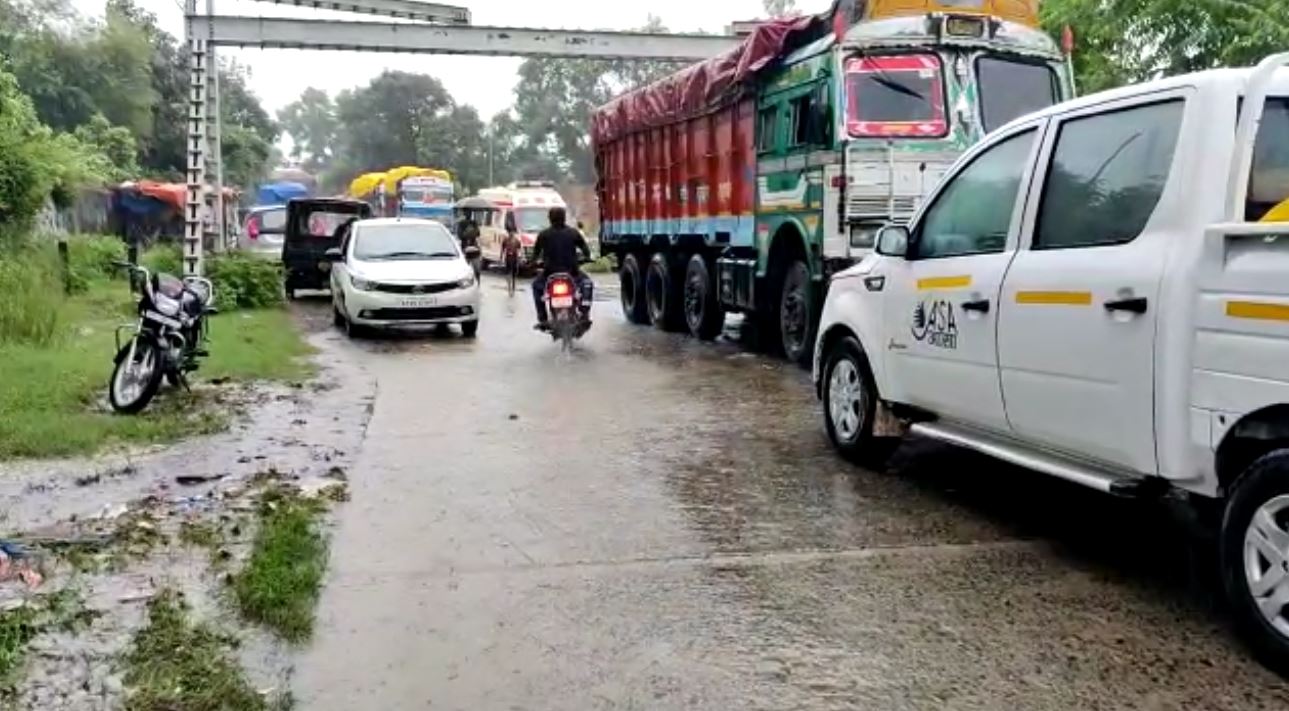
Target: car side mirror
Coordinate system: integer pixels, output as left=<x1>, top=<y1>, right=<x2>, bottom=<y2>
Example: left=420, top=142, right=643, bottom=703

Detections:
left=875, top=225, right=910, bottom=258
left=324, top=247, right=343, bottom=262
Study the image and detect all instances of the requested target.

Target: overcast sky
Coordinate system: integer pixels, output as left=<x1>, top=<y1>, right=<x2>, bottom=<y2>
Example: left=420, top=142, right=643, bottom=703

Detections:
left=70, top=0, right=832, bottom=122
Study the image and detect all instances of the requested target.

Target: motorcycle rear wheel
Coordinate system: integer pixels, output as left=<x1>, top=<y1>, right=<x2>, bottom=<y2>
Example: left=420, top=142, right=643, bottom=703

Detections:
left=109, top=340, right=164, bottom=414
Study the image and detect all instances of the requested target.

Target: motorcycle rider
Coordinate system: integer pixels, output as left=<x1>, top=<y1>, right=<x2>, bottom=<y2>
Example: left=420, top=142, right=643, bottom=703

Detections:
left=531, top=206, right=593, bottom=331
left=456, top=211, right=482, bottom=278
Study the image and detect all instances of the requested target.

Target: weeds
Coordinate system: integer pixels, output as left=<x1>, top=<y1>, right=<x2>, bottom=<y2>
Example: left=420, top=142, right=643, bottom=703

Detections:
left=231, top=491, right=328, bottom=643
left=0, top=588, right=95, bottom=694
left=123, top=590, right=269, bottom=711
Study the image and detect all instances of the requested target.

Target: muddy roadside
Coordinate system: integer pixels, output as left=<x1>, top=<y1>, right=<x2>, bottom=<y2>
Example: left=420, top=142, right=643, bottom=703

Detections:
left=0, top=321, right=373, bottom=710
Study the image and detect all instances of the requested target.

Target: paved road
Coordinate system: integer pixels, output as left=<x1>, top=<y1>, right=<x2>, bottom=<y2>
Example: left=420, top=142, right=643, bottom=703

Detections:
left=292, top=274, right=1289, bottom=710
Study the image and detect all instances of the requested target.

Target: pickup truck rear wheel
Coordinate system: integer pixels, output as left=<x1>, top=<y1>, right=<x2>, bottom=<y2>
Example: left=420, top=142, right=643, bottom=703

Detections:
left=1221, top=449, right=1289, bottom=674
left=822, top=335, right=897, bottom=467
left=619, top=253, right=649, bottom=325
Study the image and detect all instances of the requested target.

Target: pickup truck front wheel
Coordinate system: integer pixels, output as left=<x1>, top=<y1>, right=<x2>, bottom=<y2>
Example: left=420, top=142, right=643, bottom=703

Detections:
left=822, top=335, right=897, bottom=467
left=1221, top=449, right=1289, bottom=674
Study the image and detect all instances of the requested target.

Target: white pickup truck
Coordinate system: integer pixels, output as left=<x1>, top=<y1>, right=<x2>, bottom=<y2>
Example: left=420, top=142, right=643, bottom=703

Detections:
left=814, top=53, right=1289, bottom=670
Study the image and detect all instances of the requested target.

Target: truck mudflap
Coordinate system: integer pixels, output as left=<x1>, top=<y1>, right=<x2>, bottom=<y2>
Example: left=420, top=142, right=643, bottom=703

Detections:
left=717, top=257, right=757, bottom=311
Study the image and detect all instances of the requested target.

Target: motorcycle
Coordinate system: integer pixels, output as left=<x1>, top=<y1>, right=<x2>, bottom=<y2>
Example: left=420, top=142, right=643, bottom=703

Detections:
left=543, top=271, right=592, bottom=352
left=108, top=261, right=216, bottom=414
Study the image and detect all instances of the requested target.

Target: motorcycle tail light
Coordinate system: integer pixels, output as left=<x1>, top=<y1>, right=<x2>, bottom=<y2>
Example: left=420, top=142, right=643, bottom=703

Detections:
left=549, top=280, right=572, bottom=297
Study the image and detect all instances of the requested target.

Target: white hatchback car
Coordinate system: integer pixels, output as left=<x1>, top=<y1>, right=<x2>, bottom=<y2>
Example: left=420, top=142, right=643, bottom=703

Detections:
left=328, top=218, right=480, bottom=337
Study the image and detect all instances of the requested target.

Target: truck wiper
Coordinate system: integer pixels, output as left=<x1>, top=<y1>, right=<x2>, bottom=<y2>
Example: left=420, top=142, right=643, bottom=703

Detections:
left=871, top=73, right=926, bottom=103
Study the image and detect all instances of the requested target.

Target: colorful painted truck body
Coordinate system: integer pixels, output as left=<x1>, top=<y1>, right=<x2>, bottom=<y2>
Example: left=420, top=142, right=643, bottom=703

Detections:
left=592, top=0, right=1073, bottom=363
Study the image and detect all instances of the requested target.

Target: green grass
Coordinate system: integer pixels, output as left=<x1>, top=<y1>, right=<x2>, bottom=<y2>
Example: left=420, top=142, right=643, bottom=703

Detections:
left=231, top=493, right=329, bottom=643
left=0, top=588, right=94, bottom=695
left=123, top=590, right=269, bottom=711
left=0, top=279, right=313, bottom=460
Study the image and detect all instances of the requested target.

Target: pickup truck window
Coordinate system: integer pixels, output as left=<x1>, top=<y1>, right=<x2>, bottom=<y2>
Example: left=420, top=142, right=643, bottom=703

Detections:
left=913, top=129, right=1036, bottom=259
left=1035, top=99, right=1183, bottom=250
left=1248, top=98, right=1289, bottom=221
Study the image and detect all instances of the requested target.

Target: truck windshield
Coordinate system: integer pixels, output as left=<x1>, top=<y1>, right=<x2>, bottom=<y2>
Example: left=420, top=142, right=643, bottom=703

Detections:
left=846, top=54, right=946, bottom=138
left=976, top=57, right=1059, bottom=133
left=514, top=208, right=549, bottom=233
left=1248, top=98, right=1289, bottom=221
left=401, top=187, right=452, bottom=204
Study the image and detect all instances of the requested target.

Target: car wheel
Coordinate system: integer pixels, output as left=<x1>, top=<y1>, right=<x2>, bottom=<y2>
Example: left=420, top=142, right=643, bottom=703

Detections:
left=683, top=254, right=724, bottom=340
left=645, top=252, right=684, bottom=332
left=333, top=305, right=345, bottom=329
left=461, top=320, right=479, bottom=338
left=620, top=253, right=649, bottom=325
left=1221, top=449, right=1289, bottom=674
left=284, top=281, right=296, bottom=301
left=822, top=335, right=898, bottom=467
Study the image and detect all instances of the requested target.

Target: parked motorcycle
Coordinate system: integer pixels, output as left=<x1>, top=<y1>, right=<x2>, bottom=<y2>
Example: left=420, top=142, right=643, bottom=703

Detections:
left=108, top=261, right=216, bottom=414
left=543, top=271, right=592, bottom=352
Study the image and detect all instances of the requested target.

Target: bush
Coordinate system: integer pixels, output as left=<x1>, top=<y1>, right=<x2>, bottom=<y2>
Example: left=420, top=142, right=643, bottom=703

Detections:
left=0, top=248, right=65, bottom=346
left=65, top=235, right=125, bottom=293
left=141, top=245, right=282, bottom=311
left=207, top=253, right=282, bottom=311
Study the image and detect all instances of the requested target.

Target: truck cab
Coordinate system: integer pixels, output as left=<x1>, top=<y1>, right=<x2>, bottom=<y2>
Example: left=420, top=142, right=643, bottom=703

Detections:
left=814, top=54, right=1289, bottom=670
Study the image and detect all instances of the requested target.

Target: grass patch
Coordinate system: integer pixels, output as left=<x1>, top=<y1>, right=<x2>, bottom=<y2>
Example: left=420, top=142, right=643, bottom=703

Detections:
left=123, top=590, right=269, bottom=711
left=231, top=493, right=328, bottom=643
left=0, top=588, right=95, bottom=695
left=0, top=276, right=312, bottom=460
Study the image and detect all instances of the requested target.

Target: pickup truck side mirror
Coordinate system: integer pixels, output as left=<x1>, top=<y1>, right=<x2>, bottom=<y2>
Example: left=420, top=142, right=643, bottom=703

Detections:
left=875, top=225, right=910, bottom=258
left=323, top=247, right=343, bottom=262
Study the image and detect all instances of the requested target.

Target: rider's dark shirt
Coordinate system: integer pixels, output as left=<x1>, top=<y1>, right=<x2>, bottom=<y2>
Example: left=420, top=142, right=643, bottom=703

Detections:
left=533, top=225, right=590, bottom=275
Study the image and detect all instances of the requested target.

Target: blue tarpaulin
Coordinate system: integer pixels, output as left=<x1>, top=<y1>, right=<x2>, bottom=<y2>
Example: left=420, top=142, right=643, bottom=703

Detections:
left=256, top=181, right=310, bottom=206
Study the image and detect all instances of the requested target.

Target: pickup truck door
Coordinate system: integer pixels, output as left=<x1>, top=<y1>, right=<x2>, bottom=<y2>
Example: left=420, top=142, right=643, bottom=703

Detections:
left=882, top=126, right=1042, bottom=432
left=997, top=96, right=1187, bottom=475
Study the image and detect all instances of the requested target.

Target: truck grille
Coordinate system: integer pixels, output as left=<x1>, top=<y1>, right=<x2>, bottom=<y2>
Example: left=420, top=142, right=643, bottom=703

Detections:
left=847, top=195, right=920, bottom=220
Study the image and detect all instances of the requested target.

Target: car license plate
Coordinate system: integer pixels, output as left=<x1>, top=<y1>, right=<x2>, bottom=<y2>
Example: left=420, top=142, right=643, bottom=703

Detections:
left=551, top=296, right=574, bottom=308
left=398, top=297, right=437, bottom=308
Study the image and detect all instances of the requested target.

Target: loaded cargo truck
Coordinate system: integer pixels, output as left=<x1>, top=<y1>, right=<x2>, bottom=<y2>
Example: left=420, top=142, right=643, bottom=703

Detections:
left=592, top=0, right=1074, bottom=363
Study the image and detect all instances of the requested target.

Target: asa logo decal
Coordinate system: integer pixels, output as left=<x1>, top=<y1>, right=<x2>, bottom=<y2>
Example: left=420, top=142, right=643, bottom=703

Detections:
left=912, top=299, right=958, bottom=350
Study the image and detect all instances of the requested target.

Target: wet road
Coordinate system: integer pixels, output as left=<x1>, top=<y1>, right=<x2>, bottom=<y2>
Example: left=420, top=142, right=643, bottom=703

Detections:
left=292, top=274, right=1289, bottom=710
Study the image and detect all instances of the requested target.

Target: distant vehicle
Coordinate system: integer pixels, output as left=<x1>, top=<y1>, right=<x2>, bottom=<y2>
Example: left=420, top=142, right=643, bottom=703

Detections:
left=327, top=217, right=480, bottom=337
left=815, top=53, right=1289, bottom=672
left=108, top=261, right=215, bottom=414
left=397, top=174, right=455, bottom=228
left=475, top=181, right=567, bottom=267
left=593, top=0, right=1073, bottom=364
left=255, top=181, right=310, bottom=207
left=239, top=205, right=287, bottom=258
left=282, top=198, right=372, bottom=299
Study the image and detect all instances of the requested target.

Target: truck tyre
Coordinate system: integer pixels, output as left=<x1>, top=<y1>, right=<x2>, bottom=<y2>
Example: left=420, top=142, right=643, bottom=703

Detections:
left=1220, top=449, right=1289, bottom=674
left=646, top=252, right=684, bottom=332
left=780, top=260, right=817, bottom=367
left=683, top=254, right=724, bottom=340
left=619, top=253, right=649, bottom=325
left=822, top=335, right=897, bottom=467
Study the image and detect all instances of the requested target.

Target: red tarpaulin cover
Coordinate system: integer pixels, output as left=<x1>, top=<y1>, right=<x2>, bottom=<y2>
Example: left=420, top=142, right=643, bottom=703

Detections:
left=591, top=16, right=822, bottom=145
left=128, top=181, right=236, bottom=212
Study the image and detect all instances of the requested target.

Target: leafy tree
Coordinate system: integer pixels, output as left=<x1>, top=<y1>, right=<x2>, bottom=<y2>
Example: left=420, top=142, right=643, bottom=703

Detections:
left=278, top=87, right=338, bottom=172
left=333, top=70, right=453, bottom=174
left=73, top=113, right=140, bottom=182
left=1042, top=0, right=1289, bottom=93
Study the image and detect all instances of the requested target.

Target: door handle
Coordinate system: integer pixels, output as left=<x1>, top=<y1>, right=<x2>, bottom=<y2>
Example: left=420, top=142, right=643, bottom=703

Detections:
left=961, top=299, right=991, bottom=313
left=1104, top=296, right=1148, bottom=314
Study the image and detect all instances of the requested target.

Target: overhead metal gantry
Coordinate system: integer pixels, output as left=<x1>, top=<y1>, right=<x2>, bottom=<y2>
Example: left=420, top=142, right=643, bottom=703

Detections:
left=205, top=16, right=740, bottom=60
left=181, top=0, right=742, bottom=276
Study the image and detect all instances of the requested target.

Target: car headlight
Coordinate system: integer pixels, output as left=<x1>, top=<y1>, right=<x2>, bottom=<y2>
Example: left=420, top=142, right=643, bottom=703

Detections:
left=350, top=275, right=376, bottom=291
left=457, top=275, right=475, bottom=289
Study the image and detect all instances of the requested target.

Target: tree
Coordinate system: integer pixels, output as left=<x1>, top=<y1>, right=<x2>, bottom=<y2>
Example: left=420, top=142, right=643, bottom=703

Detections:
left=73, top=113, right=139, bottom=182
left=764, top=0, right=798, bottom=17
left=278, top=87, right=338, bottom=172
left=332, top=71, right=453, bottom=174
left=1042, top=0, right=1289, bottom=93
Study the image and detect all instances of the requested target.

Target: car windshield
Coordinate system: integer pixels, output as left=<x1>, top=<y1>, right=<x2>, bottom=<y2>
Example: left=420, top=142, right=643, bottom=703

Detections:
left=846, top=55, right=946, bottom=138
left=353, top=223, right=459, bottom=260
left=258, top=208, right=286, bottom=231
left=514, top=208, right=549, bottom=233
left=976, top=56, right=1059, bottom=133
